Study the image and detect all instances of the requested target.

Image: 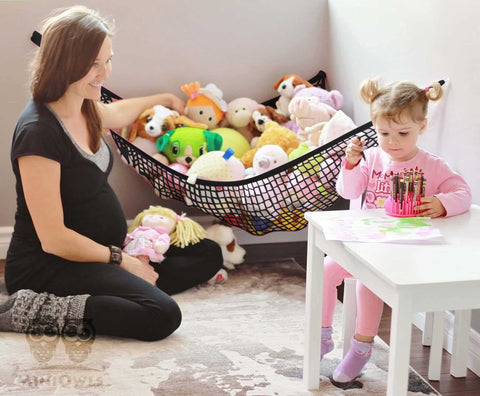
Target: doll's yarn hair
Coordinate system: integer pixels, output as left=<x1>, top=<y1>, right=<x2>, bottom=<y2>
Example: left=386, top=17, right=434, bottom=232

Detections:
left=181, top=82, right=225, bottom=123
left=359, top=78, right=443, bottom=124
left=129, top=206, right=205, bottom=248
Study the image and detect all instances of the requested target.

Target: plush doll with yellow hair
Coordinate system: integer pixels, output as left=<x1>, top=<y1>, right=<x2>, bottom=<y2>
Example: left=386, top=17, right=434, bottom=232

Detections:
left=181, top=82, right=228, bottom=130
left=124, top=206, right=206, bottom=265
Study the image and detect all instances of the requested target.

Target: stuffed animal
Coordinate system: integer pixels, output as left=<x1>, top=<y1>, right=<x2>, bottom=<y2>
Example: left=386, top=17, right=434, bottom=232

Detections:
left=304, top=110, right=356, bottom=148
left=221, top=97, right=265, bottom=142
left=273, top=73, right=313, bottom=117
left=249, top=144, right=289, bottom=176
left=241, top=121, right=300, bottom=169
left=181, top=82, right=228, bottom=129
left=186, top=148, right=245, bottom=184
left=211, top=127, right=251, bottom=159
left=288, top=97, right=337, bottom=145
left=291, top=85, right=344, bottom=110
left=249, top=106, right=299, bottom=147
left=205, top=223, right=246, bottom=270
left=156, top=127, right=223, bottom=168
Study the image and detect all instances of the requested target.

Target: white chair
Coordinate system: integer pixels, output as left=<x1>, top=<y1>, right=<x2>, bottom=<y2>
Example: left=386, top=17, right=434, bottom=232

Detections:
left=342, top=197, right=470, bottom=380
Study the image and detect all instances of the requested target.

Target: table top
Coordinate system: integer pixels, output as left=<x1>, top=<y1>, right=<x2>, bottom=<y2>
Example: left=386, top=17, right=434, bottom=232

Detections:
left=305, top=205, right=480, bottom=287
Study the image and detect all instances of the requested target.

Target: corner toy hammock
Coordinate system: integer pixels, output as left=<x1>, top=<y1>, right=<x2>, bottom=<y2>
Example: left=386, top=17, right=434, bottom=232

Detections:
left=104, top=81, right=377, bottom=235
left=31, top=28, right=377, bottom=235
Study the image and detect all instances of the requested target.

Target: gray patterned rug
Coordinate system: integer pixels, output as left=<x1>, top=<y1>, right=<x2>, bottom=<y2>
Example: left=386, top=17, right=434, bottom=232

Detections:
left=0, top=260, right=439, bottom=395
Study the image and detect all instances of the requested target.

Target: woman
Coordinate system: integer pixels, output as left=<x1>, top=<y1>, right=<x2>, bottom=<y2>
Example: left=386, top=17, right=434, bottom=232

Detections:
left=1, top=5, right=223, bottom=341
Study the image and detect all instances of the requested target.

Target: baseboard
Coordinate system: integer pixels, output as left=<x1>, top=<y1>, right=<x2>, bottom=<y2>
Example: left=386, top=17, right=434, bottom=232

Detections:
left=0, top=227, right=12, bottom=260
left=413, top=311, right=480, bottom=376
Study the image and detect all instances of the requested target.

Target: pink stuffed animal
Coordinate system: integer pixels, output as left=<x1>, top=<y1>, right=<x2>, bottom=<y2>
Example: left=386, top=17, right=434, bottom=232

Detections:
left=291, top=86, right=344, bottom=110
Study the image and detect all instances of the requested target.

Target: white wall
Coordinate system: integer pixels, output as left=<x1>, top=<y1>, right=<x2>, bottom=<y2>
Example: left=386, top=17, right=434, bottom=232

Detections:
left=325, top=0, right=480, bottom=358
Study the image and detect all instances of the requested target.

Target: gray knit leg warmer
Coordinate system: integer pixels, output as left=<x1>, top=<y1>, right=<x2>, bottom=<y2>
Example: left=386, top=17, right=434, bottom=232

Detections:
left=0, top=289, right=89, bottom=335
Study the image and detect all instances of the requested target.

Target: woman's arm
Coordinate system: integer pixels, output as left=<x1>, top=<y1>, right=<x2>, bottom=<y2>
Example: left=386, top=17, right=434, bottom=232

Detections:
left=18, top=155, right=158, bottom=283
left=98, top=93, right=186, bottom=130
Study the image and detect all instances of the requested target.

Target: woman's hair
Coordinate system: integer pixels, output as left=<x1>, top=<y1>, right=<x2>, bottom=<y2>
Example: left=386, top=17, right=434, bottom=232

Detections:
left=359, top=78, right=443, bottom=124
left=30, top=6, right=114, bottom=151
left=128, top=206, right=206, bottom=248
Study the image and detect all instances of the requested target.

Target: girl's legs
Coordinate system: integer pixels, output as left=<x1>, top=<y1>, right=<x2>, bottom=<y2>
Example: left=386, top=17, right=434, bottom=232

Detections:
left=153, top=238, right=223, bottom=295
left=333, top=281, right=384, bottom=382
left=321, top=256, right=352, bottom=359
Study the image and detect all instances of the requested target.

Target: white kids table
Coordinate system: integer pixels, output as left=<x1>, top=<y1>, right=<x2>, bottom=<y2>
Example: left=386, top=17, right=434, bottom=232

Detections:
left=303, top=205, right=480, bottom=396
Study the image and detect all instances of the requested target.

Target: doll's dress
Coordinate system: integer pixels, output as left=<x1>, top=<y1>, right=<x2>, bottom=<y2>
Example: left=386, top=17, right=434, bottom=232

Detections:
left=123, top=226, right=171, bottom=263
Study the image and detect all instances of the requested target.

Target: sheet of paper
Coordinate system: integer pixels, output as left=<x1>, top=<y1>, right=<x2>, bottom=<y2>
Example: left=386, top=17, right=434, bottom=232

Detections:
left=321, top=215, right=443, bottom=243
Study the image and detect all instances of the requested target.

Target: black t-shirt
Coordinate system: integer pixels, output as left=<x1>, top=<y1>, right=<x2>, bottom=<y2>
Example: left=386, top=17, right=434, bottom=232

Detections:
left=6, top=99, right=127, bottom=290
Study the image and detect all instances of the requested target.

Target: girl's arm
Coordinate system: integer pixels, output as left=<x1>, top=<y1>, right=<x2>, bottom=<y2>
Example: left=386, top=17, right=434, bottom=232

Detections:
left=18, top=155, right=158, bottom=283
left=98, top=93, right=186, bottom=130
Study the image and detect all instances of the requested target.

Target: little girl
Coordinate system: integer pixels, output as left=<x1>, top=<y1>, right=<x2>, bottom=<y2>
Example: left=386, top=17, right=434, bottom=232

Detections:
left=322, top=78, right=472, bottom=383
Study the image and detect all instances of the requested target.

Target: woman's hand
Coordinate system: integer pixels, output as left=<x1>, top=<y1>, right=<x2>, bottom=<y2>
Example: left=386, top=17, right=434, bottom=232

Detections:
left=415, top=196, right=447, bottom=218
left=345, top=137, right=365, bottom=169
left=120, top=253, right=159, bottom=285
left=161, top=93, right=186, bottom=115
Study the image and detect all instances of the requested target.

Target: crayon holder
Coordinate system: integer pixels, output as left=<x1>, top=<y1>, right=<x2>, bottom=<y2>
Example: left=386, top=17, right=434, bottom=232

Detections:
left=385, top=196, right=419, bottom=218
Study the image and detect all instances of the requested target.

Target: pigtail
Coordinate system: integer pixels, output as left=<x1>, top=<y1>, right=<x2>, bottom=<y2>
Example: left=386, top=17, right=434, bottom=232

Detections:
left=425, top=81, right=443, bottom=101
left=170, top=214, right=206, bottom=248
left=359, top=78, right=381, bottom=104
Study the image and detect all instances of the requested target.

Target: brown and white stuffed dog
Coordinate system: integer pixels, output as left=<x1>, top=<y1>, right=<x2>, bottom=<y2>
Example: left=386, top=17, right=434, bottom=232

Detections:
left=249, top=106, right=291, bottom=147
left=273, top=74, right=313, bottom=117
left=129, top=105, right=207, bottom=144
left=205, top=223, right=246, bottom=270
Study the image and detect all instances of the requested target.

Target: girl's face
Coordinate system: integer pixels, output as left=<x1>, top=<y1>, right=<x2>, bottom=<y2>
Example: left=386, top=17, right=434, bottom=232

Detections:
left=374, top=116, right=426, bottom=162
left=66, top=36, right=113, bottom=101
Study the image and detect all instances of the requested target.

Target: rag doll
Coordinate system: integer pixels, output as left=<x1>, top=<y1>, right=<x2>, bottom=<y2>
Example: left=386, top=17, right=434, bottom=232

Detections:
left=125, top=206, right=207, bottom=265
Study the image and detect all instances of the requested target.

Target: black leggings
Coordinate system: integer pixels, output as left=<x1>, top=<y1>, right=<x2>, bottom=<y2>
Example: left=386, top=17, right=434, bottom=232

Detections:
left=6, top=239, right=223, bottom=341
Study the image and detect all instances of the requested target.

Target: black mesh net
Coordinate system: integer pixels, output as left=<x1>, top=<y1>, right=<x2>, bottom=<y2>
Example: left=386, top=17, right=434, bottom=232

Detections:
left=101, top=71, right=378, bottom=235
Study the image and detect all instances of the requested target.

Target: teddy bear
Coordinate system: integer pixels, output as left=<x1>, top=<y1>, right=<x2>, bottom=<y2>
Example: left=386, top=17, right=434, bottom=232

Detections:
left=181, top=81, right=228, bottom=129
left=240, top=121, right=300, bottom=169
left=220, top=97, right=265, bottom=143
left=246, top=144, right=289, bottom=176
left=272, top=73, right=313, bottom=117
left=156, top=126, right=223, bottom=170
left=205, top=223, right=246, bottom=270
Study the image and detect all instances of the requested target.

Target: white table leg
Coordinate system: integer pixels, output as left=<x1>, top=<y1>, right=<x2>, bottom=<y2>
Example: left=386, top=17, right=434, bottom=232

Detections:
left=428, top=311, right=445, bottom=381
left=342, top=278, right=357, bottom=358
left=303, top=226, right=324, bottom=390
left=450, top=309, right=471, bottom=378
left=387, top=294, right=413, bottom=396
left=422, top=312, right=434, bottom=346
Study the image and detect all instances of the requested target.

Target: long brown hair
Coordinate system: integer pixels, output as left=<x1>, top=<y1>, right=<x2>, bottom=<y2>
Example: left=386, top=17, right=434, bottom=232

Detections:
left=30, top=6, right=114, bottom=151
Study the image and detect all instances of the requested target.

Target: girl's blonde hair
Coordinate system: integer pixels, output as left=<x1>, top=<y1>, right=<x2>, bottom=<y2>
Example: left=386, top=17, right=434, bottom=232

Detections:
left=128, top=206, right=206, bottom=248
left=30, top=5, right=114, bottom=152
left=359, top=78, right=443, bottom=124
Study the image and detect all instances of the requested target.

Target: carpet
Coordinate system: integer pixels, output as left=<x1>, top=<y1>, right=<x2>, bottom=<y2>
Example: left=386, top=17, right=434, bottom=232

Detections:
left=0, top=259, right=439, bottom=396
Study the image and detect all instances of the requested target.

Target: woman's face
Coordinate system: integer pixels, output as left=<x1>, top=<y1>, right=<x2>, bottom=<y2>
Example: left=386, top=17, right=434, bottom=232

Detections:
left=374, top=116, right=426, bottom=162
left=66, top=36, right=113, bottom=101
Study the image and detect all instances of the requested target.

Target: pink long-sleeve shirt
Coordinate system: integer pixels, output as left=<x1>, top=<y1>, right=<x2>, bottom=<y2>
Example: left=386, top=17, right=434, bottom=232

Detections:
left=336, top=147, right=471, bottom=217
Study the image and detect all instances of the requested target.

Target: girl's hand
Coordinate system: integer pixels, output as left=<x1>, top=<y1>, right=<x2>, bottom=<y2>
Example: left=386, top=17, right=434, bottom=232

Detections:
left=120, top=253, right=159, bottom=285
left=415, top=196, right=447, bottom=218
left=345, top=137, right=365, bottom=169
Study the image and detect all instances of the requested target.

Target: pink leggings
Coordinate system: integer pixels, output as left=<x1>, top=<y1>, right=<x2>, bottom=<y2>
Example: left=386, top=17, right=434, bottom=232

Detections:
left=322, top=256, right=384, bottom=337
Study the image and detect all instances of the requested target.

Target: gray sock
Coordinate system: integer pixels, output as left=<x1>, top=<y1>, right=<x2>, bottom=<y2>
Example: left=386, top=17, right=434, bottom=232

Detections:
left=0, top=289, right=89, bottom=335
left=0, top=292, right=19, bottom=331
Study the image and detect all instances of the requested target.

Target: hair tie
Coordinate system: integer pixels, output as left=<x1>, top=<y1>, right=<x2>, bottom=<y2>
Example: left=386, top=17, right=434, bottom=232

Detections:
left=176, top=213, right=186, bottom=222
left=424, top=86, right=431, bottom=92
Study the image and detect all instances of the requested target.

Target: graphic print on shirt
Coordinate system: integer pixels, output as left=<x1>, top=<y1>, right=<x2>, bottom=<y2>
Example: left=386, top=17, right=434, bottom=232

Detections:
left=364, top=169, right=391, bottom=209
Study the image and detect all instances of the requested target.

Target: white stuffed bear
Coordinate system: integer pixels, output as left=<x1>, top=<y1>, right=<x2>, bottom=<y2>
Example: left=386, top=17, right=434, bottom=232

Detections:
left=205, top=224, right=246, bottom=270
